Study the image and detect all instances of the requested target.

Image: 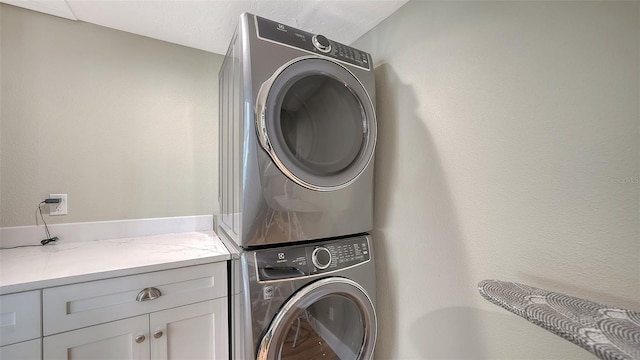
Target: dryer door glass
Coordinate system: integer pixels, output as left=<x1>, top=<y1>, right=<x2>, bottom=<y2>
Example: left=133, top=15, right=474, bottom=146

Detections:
left=258, top=58, right=376, bottom=191
left=257, top=278, right=376, bottom=360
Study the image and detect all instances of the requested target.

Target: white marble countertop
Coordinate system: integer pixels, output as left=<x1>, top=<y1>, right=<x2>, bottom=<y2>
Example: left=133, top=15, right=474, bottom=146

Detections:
left=0, top=231, right=230, bottom=295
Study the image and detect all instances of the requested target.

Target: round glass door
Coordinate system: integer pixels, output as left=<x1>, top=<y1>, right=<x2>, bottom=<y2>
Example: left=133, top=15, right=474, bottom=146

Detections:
left=256, top=278, right=377, bottom=360
left=256, top=57, right=377, bottom=191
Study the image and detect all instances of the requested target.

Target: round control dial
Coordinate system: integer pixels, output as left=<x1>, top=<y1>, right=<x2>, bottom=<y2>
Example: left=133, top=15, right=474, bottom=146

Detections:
left=312, top=247, right=332, bottom=270
left=312, top=35, right=331, bottom=53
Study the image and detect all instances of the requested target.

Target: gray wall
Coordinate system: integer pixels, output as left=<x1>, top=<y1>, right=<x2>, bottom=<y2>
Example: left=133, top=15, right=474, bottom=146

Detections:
left=1, top=4, right=224, bottom=226
left=354, top=1, right=639, bottom=359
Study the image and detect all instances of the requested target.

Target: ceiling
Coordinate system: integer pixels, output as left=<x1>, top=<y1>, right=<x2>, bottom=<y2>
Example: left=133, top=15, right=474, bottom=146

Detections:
left=2, top=0, right=408, bottom=55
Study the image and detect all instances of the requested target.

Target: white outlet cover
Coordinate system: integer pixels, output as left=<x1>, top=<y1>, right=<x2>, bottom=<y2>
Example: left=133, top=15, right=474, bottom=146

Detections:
left=49, top=194, right=67, bottom=216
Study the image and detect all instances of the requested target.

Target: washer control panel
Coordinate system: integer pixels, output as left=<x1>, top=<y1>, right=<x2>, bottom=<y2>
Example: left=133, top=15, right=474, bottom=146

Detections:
left=255, top=16, right=371, bottom=71
left=255, top=236, right=371, bottom=282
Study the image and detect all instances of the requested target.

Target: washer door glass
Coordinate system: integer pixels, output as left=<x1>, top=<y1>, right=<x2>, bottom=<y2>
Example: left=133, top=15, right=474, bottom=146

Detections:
left=257, top=58, right=376, bottom=191
left=257, top=278, right=377, bottom=360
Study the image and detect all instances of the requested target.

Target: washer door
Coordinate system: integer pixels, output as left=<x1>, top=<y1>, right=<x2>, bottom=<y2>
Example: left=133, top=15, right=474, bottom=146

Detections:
left=256, top=57, right=377, bottom=191
left=256, top=278, right=377, bottom=360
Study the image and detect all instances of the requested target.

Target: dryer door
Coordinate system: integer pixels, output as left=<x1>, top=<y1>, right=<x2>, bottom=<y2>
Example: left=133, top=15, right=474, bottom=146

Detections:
left=256, top=57, right=377, bottom=191
left=256, top=278, right=377, bottom=360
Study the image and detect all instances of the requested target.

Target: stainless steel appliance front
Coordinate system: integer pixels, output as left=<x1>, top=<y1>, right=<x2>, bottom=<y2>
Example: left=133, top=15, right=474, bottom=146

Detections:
left=228, top=235, right=377, bottom=359
left=218, top=13, right=377, bottom=248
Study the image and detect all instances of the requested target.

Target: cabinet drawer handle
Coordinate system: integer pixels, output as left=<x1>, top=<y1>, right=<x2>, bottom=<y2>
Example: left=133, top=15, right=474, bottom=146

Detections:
left=136, top=287, right=162, bottom=302
left=153, top=330, right=164, bottom=339
left=135, top=335, right=146, bottom=343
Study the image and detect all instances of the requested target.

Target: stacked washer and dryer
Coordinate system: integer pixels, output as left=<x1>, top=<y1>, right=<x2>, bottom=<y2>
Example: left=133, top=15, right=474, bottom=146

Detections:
left=217, top=13, right=378, bottom=360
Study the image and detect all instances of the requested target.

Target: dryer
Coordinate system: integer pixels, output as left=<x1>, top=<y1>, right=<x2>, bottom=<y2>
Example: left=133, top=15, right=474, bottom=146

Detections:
left=218, top=13, right=377, bottom=248
left=230, top=234, right=377, bottom=359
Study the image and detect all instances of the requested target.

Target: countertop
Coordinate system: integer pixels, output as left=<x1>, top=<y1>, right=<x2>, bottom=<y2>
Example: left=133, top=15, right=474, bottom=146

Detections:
left=0, top=231, right=230, bottom=295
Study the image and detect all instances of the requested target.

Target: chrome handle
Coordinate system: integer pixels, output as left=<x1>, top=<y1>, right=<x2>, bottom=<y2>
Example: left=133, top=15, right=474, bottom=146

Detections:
left=136, top=287, right=161, bottom=302
left=153, top=330, right=163, bottom=339
left=135, top=335, right=146, bottom=344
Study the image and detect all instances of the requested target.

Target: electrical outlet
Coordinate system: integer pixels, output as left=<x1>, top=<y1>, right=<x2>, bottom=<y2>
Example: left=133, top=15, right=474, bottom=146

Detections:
left=49, top=194, right=67, bottom=216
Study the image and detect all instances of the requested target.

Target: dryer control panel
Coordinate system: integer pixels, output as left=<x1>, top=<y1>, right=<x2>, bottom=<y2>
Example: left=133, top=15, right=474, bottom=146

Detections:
left=255, top=236, right=371, bottom=282
left=255, top=16, right=371, bottom=71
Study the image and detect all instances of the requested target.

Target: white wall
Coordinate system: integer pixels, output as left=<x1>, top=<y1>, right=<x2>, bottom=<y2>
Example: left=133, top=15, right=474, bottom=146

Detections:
left=1, top=4, right=224, bottom=226
left=354, top=2, right=639, bottom=359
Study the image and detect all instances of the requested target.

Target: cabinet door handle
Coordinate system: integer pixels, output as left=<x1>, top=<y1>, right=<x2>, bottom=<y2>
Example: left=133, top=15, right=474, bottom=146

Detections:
left=135, top=335, right=146, bottom=343
left=153, top=330, right=164, bottom=339
left=136, top=287, right=161, bottom=302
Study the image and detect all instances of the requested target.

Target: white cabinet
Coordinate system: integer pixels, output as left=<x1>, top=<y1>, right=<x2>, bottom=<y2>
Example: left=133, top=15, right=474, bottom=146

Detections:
left=0, top=291, right=42, bottom=359
left=150, top=299, right=228, bottom=360
left=44, top=300, right=227, bottom=360
left=44, top=316, right=149, bottom=360
left=42, top=263, right=228, bottom=360
left=0, top=339, right=41, bottom=360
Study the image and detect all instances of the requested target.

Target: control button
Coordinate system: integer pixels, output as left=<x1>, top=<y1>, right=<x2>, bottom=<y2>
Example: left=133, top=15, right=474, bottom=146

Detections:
left=312, top=34, right=331, bottom=53
left=312, top=247, right=332, bottom=270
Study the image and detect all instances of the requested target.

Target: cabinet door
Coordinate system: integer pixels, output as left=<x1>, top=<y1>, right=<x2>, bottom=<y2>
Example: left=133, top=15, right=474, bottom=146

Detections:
left=0, top=290, right=41, bottom=346
left=150, top=299, right=228, bottom=360
left=44, top=315, right=149, bottom=360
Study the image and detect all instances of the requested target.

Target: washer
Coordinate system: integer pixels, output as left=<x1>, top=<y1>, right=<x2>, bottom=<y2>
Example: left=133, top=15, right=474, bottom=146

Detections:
left=218, top=13, right=377, bottom=248
left=229, top=234, right=377, bottom=359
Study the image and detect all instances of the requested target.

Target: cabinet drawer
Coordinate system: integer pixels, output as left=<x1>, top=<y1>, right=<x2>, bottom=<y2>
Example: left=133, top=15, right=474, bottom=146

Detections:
left=0, top=338, right=42, bottom=360
left=0, top=290, right=41, bottom=346
left=43, top=262, right=226, bottom=336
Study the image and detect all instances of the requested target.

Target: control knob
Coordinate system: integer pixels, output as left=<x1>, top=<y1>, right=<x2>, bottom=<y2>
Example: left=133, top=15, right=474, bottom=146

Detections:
left=312, top=34, right=331, bottom=53
left=312, top=247, right=332, bottom=270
